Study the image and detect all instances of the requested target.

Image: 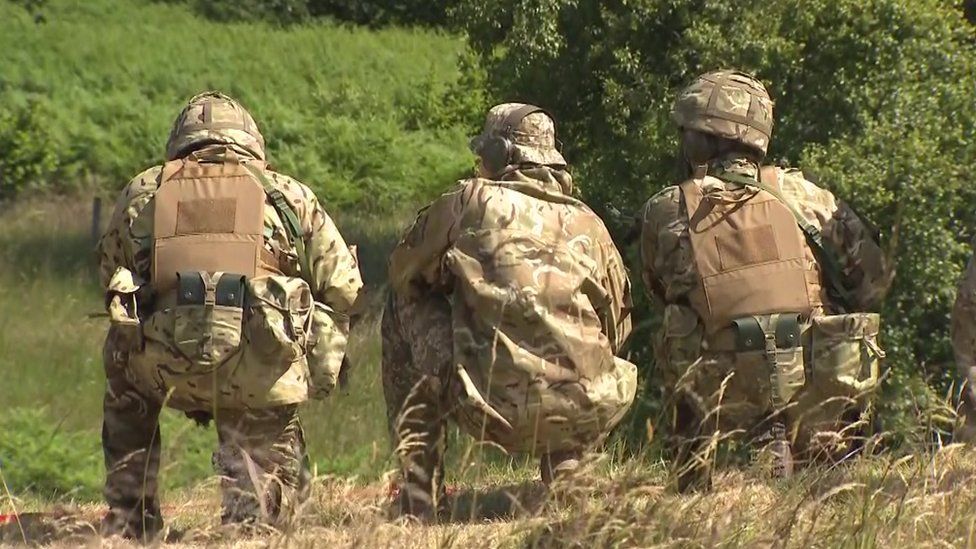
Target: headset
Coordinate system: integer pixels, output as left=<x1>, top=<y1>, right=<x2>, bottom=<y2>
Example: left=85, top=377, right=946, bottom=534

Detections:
left=469, top=104, right=553, bottom=177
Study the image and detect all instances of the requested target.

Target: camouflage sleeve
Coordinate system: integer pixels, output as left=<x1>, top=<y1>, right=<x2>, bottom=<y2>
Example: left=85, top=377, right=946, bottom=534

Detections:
left=96, top=167, right=162, bottom=289
left=284, top=178, right=363, bottom=313
left=602, top=241, right=634, bottom=353
left=821, top=200, right=888, bottom=310
left=388, top=181, right=471, bottom=296
left=780, top=170, right=888, bottom=311
left=953, top=253, right=976, bottom=406
left=639, top=186, right=683, bottom=304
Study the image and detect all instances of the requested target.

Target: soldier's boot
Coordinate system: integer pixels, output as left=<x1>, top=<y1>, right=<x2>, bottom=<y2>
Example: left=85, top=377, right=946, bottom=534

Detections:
left=99, top=498, right=164, bottom=542
left=669, top=401, right=713, bottom=493
left=393, top=400, right=448, bottom=522
left=215, top=406, right=311, bottom=528
left=540, top=450, right=582, bottom=486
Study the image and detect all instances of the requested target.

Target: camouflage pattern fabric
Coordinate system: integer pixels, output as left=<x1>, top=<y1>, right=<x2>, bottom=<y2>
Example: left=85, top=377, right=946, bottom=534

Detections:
left=473, top=103, right=566, bottom=167
left=671, top=70, right=774, bottom=156
left=165, top=91, right=266, bottom=162
left=388, top=166, right=637, bottom=457
left=381, top=293, right=453, bottom=516
left=640, top=158, right=887, bottom=457
left=101, top=331, right=309, bottom=537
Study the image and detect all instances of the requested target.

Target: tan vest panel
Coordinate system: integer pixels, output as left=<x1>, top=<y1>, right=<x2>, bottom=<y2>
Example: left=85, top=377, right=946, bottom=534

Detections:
left=151, top=159, right=273, bottom=296
left=681, top=168, right=815, bottom=334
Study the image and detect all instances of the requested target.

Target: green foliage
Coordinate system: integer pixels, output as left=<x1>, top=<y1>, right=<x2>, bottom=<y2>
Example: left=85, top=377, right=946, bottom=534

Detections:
left=0, top=408, right=102, bottom=500
left=456, top=0, right=976, bottom=435
left=0, top=101, right=62, bottom=200
left=0, top=0, right=473, bottom=212
left=156, top=0, right=455, bottom=26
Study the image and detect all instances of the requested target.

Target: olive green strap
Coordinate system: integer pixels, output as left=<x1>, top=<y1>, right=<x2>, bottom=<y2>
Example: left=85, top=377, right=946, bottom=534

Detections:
left=244, top=164, right=310, bottom=277
left=714, top=170, right=855, bottom=312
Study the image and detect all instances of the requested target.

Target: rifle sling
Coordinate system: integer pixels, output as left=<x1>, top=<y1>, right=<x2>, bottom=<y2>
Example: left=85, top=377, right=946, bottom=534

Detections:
left=244, top=163, right=310, bottom=277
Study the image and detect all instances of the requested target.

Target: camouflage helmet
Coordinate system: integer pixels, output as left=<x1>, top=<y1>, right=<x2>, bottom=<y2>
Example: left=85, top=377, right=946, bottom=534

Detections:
left=671, top=70, right=774, bottom=156
left=471, top=103, right=566, bottom=171
left=165, top=91, right=266, bottom=161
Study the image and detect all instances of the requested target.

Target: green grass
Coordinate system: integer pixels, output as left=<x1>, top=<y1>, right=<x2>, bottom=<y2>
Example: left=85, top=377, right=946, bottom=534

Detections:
left=0, top=0, right=475, bottom=210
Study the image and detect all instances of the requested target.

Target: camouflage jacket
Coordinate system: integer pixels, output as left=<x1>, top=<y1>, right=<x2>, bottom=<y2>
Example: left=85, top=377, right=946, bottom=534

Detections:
left=98, top=145, right=363, bottom=407
left=389, top=167, right=637, bottom=453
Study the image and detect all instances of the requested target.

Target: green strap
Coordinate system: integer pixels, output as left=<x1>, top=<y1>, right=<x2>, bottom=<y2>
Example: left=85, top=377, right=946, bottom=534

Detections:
left=244, top=163, right=310, bottom=277
left=714, top=170, right=855, bottom=311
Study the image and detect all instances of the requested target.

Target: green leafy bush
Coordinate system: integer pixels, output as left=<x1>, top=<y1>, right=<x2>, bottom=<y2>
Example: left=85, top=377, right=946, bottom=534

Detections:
left=0, top=0, right=473, bottom=212
left=0, top=100, right=62, bottom=200
left=0, top=408, right=102, bottom=500
left=455, top=0, right=976, bottom=436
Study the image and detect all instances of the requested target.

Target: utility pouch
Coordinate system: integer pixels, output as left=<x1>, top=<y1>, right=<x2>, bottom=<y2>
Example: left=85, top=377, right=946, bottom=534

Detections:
left=733, top=313, right=805, bottom=408
left=173, top=271, right=245, bottom=369
left=106, top=266, right=146, bottom=351
left=810, top=313, right=883, bottom=397
left=306, top=302, right=350, bottom=399
left=242, top=275, right=313, bottom=368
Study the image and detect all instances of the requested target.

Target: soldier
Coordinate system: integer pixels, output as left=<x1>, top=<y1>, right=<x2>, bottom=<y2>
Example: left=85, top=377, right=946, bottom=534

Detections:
left=640, top=70, right=888, bottom=491
left=96, top=91, right=362, bottom=540
left=384, top=103, right=637, bottom=518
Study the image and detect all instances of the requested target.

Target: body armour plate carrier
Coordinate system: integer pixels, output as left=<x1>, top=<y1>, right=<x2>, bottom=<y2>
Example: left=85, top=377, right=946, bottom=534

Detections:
left=151, top=158, right=278, bottom=297
left=680, top=167, right=818, bottom=334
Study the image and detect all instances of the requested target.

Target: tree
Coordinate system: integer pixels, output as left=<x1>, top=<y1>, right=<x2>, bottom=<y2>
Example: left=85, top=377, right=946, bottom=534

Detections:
left=455, top=0, right=976, bottom=436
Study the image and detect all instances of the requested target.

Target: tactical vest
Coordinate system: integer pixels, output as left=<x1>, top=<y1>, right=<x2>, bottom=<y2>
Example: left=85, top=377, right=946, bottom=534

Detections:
left=151, top=156, right=281, bottom=300
left=680, top=167, right=821, bottom=335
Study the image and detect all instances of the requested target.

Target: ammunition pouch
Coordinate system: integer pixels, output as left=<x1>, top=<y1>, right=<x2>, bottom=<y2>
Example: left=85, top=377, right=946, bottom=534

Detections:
left=732, top=313, right=805, bottom=408
left=172, top=271, right=246, bottom=369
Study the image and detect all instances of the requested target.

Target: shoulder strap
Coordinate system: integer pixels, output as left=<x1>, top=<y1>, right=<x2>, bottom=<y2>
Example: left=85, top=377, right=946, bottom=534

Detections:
left=243, top=163, right=310, bottom=277
left=715, top=167, right=854, bottom=311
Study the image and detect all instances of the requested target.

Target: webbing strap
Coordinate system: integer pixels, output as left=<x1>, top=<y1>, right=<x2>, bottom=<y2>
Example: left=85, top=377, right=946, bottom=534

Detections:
left=243, top=164, right=310, bottom=276
left=714, top=169, right=854, bottom=312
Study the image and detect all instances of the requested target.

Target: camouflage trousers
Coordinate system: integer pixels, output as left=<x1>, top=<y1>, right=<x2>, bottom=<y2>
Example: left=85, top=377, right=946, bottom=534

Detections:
left=381, top=292, right=455, bottom=515
left=101, top=333, right=310, bottom=539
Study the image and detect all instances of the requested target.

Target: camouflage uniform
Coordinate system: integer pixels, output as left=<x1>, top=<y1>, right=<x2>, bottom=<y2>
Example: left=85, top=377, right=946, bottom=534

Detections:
left=640, top=71, right=887, bottom=488
left=384, top=104, right=637, bottom=516
left=97, top=92, right=362, bottom=539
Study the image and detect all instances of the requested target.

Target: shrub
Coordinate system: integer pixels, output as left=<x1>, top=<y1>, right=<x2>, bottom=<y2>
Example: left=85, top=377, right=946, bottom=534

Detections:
left=0, top=0, right=473, bottom=212
left=455, top=0, right=976, bottom=438
left=0, top=408, right=102, bottom=500
left=0, top=100, right=62, bottom=200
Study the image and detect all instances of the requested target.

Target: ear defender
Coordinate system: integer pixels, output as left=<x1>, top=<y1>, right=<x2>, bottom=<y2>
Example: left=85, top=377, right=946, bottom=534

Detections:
left=470, top=133, right=514, bottom=177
